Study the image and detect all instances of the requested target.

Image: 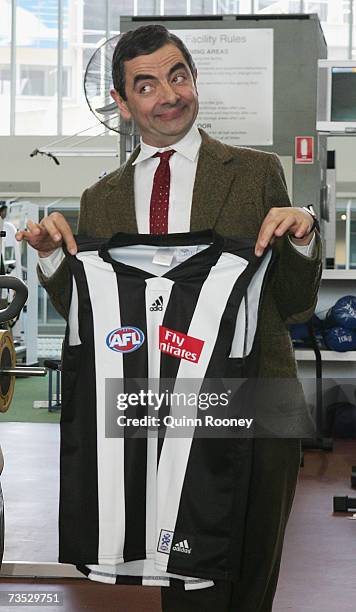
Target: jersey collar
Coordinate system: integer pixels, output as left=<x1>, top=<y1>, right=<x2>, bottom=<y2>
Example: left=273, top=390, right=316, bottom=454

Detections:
left=98, top=229, right=224, bottom=280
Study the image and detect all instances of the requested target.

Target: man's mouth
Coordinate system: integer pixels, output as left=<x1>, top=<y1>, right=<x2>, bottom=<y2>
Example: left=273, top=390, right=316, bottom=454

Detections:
left=156, top=106, right=186, bottom=121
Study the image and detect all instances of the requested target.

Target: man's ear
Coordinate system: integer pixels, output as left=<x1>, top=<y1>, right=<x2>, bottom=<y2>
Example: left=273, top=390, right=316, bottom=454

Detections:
left=110, top=88, right=132, bottom=121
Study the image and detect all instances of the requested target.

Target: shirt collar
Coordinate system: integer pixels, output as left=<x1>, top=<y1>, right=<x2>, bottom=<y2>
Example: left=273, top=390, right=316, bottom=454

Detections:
left=132, top=124, right=201, bottom=166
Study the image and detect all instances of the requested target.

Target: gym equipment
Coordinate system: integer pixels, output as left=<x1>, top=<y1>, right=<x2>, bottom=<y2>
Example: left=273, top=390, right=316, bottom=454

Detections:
left=326, top=401, right=356, bottom=438
left=84, top=34, right=137, bottom=138
left=0, top=273, right=47, bottom=569
left=0, top=276, right=46, bottom=413
left=0, top=221, right=49, bottom=570
left=5, top=201, right=40, bottom=365
left=323, top=326, right=356, bottom=352
left=333, top=495, right=356, bottom=513
left=0, top=276, right=27, bottom=322
left=301, top=321, right=333, bottom=455
left=43, top=359, right=61, bottom=412
left=325, top=295, right=356, bottom=330
left=351, top=466, right=356, bottom=489
left=0, top=330, right=16, bottom=413
left=0, top=482, right=3, bottom=566
left=289, top=314, right=324, bottom=346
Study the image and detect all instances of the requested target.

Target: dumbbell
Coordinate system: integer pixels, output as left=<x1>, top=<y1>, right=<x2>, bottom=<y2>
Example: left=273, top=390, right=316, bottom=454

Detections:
left=333, top=496, right=356, bottom=513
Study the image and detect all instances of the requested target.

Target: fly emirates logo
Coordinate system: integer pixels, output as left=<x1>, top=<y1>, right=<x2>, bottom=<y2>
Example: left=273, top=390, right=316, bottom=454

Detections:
left=159, top=326, right=205, bottom=364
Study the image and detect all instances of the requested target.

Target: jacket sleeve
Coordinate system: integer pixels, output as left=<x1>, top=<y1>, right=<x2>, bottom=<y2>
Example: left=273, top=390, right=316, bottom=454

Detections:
left=37, top=188, right=90, bottom=320
left=264, top=154, right=322, bottom=324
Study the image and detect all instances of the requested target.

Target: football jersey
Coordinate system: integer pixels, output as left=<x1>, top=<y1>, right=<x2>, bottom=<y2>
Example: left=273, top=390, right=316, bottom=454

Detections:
left=59, top=230, right=272, bottom=589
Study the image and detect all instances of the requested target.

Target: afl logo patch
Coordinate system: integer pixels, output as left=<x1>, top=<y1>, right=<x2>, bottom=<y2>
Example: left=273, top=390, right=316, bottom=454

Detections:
left=106, top=326, right=145, bottom=353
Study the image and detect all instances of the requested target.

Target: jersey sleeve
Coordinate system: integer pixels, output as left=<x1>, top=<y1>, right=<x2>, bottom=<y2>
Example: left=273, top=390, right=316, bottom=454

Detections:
left=229, top=250, right=273, bottom=361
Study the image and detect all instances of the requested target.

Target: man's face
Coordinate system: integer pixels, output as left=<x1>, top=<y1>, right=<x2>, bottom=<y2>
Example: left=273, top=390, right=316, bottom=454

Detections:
left=111, top=43, right=199, bottom=147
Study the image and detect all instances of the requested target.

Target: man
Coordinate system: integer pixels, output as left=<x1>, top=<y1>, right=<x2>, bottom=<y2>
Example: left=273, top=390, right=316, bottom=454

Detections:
left=16, top=25, right=321, bottom=612
left=0, top=203, right=8, bottom=220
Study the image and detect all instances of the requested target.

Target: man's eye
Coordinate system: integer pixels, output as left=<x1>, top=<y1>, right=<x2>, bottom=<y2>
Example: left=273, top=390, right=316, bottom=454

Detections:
left=173, top=74, right=186, bottom=84
left=139, top=84, right=153, bottom=94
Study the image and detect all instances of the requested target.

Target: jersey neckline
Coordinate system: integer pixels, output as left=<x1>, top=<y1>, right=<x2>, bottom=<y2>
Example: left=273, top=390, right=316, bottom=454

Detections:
left=95, top=230, right=225, bottom=280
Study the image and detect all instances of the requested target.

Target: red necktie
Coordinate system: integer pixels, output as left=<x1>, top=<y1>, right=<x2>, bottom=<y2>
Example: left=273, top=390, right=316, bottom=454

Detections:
left=149, top=150, right=175, bottom=235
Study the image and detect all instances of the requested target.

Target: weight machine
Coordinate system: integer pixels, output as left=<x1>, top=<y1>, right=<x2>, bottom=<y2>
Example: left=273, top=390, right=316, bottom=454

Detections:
left=0, top=271, right=47, bottom=569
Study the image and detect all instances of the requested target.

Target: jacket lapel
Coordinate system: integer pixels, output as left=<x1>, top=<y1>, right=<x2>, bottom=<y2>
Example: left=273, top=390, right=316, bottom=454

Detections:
left=104, top=147, right=139, bottom=234
left=190, top=130, right=236, bottom=231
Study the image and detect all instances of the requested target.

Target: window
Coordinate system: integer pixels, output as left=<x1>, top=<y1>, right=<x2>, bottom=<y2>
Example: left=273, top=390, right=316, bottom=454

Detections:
left=215, top=0, right=241, bottom=12
left=305, top=2, right=328, bottom=22
left=137, top=0, right=159, bottom=13
left=14, top=0, right=60, bottom=133
left=190, top=0, right=215, bottom=12
left=110, top=0, right=136, bottom=25
left=255, top=0, right=288, bottom=10
left=19, top=66, right=70, bottom=96
left=164, top=0, right=188, bottom=14
left=0, top=2, right=11, bottom=135
left=2, top=0, right=355, bottom=134
left=0, top=68, right=11, bottom=96
left=83, top=0, right=107, bottom=30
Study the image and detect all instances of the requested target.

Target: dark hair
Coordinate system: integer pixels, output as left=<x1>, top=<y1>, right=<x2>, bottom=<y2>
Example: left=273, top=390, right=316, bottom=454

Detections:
left=112, top=25, right=196, bottom=100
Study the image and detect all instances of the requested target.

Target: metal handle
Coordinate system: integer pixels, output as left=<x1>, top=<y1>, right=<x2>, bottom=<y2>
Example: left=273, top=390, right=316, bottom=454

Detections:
left=0, top=367, right=47, bottom=376
left=0, top=277, right=28, bottom=324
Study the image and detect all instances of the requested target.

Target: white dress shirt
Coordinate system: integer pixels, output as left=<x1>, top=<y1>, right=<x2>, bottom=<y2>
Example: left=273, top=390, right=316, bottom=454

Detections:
left=38, top=124, right=315, bottom=277
left=133, top=124, right=201, bottom=233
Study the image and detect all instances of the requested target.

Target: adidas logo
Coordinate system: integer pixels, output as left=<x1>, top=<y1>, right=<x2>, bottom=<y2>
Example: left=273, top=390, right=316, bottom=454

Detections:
left=172, top=539, right=192, bottom=554
left=150, top=296, right=163, bottom=311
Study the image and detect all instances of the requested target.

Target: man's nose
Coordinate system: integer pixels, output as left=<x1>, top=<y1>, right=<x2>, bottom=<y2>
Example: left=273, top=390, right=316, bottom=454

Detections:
left=159, top=81, right=180, bottom=105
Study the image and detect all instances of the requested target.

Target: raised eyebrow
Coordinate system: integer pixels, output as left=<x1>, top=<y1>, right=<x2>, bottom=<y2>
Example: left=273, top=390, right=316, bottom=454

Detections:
left=168, top=62, right=190, bottom=78
left=132, top=62, right=190, bottom=90
left=133, top=74, right=157, bottom=89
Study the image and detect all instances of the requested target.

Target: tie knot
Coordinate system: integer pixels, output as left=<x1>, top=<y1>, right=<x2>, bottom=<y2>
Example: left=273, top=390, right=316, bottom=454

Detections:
left=154, top=149, right=175, bottom=163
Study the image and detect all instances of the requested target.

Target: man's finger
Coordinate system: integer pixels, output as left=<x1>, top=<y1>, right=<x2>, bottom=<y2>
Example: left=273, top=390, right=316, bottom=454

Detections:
left=255, top=211, right=301, bottom=256
left=41, top=214, right=77, bottom=254
left=54, top=219, right=77, bottom=255
left=255, top=218, right=280, bottom=256
left=293, top=220, right=313, bottom=239
left=40, top=217, right=64, bottom=243
left=15, top=227, right=40, bottom=244
left=26, top=219, right=41, bottom=235
left=273, top=216, right=297, bottom=238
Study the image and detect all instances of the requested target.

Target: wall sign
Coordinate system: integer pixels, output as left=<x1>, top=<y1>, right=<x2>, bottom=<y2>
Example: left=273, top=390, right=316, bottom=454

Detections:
left=174, top=28, right=274, bottom=146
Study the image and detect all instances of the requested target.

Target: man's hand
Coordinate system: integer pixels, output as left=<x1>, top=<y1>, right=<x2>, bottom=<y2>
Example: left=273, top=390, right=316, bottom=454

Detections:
left=15, top=212, right=77, bottom=257
left=255, top=207, right=315, bottom=257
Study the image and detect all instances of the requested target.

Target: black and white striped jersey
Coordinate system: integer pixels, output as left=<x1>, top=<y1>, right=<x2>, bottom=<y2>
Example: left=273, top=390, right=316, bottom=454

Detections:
left=59, top=230, right=272, bottom=589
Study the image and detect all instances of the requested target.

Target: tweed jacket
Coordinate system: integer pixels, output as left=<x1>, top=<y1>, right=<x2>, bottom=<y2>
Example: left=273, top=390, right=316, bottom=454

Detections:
left=39, top=129, right=322, bottom=380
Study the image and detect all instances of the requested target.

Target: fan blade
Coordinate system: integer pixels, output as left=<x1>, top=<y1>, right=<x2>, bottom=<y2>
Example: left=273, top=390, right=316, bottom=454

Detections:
left=95, top=101, right=118, bottom=115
